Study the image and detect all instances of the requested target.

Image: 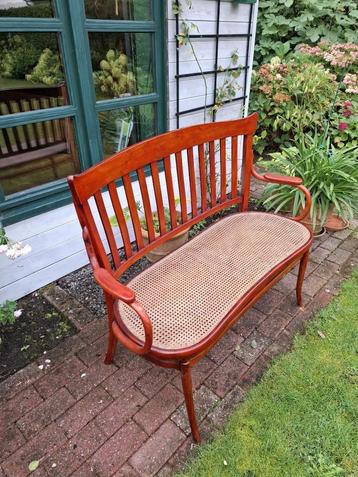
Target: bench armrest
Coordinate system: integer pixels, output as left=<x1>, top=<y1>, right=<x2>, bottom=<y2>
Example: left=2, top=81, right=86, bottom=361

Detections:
left=94, top=268, right=135, bottom=304
left=262, top=172, right=302, bottom=186
left=94, top=268, right=153, bottom=355
left=251, top=167, right=311, bottom=222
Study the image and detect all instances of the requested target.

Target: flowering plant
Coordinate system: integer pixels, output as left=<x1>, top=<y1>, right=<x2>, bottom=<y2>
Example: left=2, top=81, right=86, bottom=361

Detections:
left=250, top=55, right=337, bottom=154
left=250, top=42, right=358, bottom=155
left=0, top=228, right=32, bottom=260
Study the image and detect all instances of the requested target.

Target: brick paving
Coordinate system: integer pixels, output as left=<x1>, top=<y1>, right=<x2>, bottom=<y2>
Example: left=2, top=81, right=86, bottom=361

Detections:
left=1, top=221, right=357, bottom=477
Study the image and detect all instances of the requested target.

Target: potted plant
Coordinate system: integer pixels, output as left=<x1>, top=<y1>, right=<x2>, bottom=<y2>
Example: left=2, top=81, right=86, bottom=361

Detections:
left=111, top=199, right=189, bottom=263
left=140, top=207, right=189, bottom=263
left=258, top=130, right=358, bottom=235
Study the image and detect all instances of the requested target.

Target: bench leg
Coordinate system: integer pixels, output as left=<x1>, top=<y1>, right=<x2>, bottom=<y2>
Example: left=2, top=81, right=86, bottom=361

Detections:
left=296, top=251, right=309, bottom=307
left=181, top=362, right=201, bottom=443
left=104, top=294, right=117, bottom=365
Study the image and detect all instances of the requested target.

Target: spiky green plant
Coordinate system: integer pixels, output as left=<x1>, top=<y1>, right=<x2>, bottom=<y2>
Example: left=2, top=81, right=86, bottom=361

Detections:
left=259, top=131, right=358, bottom=228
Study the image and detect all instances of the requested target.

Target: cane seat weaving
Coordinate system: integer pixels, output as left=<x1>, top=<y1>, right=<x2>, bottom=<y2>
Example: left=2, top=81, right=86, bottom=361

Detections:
left=117, top=212, right=310, bottom=351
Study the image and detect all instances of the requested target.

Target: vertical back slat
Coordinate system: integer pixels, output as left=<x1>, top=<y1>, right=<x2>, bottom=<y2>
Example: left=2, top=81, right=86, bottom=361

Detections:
left=9, top=101, right=27, bottom=151
left=231, top=136, right=238, bottom=198
left=175, top=151, right=188, bottom=223
left=82, top=201, right=111, bottom=271
left=108, top=182, right=133, bottom=259
left=209, top=141, right=216, bottom=207
left=241, top=134, right=254, bottom=211
left=50, top=97, right=62, bottom=141
left=94, top=190, right=121, bottom=268
left=163, top=156, right=178, bottom=229
left=198, top=143, right=207, bottom=212
left=31, top=99, right=46, bottom=146
left=137, top=167, right=155, bottom=243
left=187, top=147, right=197, bottom=217
left=220, top=138, right=226, bottom=202
left=20, top=99, right=37, bottom=148
left=150, top=162, right=166, bottom=235
left=123, top=174, right=144, bottom=249
left=40, top=97, right=54, bottom=143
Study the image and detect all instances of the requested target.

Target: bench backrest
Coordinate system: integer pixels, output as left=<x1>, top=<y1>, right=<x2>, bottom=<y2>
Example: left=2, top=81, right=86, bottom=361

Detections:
left=0, top=84, right=68, bottom=158
left=69, top=113, right=258, bottom=276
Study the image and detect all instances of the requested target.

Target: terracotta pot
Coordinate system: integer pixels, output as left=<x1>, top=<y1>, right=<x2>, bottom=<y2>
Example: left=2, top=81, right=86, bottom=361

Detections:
left=324, top=209, right=349, bottom=232
left=299, top=208, right=327, bottom=237
left=141, top=227, right=189, bottom=263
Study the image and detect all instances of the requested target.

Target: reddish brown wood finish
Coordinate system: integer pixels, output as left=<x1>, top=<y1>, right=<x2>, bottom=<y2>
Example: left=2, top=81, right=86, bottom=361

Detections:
left=68, top=113, right=313, bottom=443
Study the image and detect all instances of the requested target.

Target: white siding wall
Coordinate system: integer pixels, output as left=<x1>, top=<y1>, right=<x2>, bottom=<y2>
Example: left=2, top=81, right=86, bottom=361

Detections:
left=0, top=0, right=258, bottom=303
left=167, top=0, right=258, bottom=128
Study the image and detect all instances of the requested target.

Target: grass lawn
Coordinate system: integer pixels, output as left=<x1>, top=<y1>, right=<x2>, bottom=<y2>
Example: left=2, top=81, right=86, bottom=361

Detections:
left=181, top=267, right=358, bottom=477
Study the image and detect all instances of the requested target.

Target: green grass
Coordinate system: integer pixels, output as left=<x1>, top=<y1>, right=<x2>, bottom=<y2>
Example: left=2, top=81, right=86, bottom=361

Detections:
left=181, top=268, right=358, bottom=477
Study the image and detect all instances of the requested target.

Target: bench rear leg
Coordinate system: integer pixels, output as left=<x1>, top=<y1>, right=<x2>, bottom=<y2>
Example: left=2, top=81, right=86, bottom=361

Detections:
left=104, top=294, right=117, bottom=365
left=181, top=362, right=201, bottom=443
left=296, top=251, right=309, bottom=307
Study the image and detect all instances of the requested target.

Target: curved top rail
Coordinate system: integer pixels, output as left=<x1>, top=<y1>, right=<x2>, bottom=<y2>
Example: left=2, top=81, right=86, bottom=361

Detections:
left=71, top=113, right=258, bottom=203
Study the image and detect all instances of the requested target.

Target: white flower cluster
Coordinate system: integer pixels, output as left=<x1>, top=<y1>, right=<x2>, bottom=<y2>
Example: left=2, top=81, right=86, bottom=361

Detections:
left=0, top=242, right=32, bottom=259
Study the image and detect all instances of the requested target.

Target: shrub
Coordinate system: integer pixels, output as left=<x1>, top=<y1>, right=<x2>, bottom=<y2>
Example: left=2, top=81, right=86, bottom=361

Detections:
left=26, top=49, right=64, bottom=85
left=93, top=49, right=136, bottom=98
left=255, top=0, right=358, bottom=64
left=0, top=34, right=38, bottom=79
left=250, top=55, right=338, bottom=155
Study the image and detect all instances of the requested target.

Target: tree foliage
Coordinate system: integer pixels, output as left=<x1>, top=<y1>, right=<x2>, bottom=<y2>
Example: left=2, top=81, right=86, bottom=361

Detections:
left=255, top=0, right=358, bottom=64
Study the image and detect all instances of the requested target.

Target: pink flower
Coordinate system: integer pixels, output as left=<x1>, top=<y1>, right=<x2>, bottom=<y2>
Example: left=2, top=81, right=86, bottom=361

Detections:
left=338, top=122, right=348, bottom=131
left=343, top=109, right=352, bottom=117
left=343, top=101, right=353, bottom=108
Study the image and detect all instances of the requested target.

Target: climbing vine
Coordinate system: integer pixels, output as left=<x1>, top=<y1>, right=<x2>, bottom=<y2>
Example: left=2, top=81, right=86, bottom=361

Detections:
left=173, top=0, right=243, bottom=123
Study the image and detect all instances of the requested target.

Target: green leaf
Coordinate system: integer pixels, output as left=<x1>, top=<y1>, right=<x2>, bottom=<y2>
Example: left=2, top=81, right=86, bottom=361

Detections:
left=28, top=461, right=40, bottom=472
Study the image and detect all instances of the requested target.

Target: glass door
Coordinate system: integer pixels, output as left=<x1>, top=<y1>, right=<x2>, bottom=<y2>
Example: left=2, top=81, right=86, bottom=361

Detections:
left=0, top=0, right=165, bottom=226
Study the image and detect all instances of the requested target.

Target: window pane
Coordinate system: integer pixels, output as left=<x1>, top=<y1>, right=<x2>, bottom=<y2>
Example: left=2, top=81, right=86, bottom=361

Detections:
left=0, top=1, right=54, bottom=17
left=0, top=32, right=67, bottom=99
left=0, top=117, right=79, bottom=195
left=89, top=32, right=154, bottom=100
left=85, top=0, right=151, bottom=21
left=99, top=104, right=156, bottom=157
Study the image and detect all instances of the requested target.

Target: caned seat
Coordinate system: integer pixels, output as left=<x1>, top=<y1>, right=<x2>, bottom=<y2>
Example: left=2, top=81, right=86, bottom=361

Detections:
left=117, top=212, right=311, bottom=351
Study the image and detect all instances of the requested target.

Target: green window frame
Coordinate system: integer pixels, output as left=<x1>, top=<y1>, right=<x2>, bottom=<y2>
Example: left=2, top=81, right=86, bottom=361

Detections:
left=0, top=0, right=166, bottom=226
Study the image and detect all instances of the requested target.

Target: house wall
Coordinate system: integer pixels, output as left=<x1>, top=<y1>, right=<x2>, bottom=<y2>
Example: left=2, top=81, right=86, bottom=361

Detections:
left=0, top=0, right=258, bottom=303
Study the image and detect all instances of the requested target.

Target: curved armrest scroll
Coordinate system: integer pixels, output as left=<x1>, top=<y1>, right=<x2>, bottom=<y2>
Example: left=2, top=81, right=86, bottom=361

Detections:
left=94, top=268, right=135, bottom=304
left=94, top=268, right=153, bottom=355
left=251, top=167, right=311, bottom=222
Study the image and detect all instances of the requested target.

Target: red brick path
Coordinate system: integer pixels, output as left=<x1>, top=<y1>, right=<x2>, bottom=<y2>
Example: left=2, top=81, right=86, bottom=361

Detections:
left=1, top=222, right=357, bottom=477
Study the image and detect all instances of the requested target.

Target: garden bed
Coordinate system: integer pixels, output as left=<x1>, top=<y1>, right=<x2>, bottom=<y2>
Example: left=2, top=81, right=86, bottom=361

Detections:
left=0, top=292, right=77, bottom=383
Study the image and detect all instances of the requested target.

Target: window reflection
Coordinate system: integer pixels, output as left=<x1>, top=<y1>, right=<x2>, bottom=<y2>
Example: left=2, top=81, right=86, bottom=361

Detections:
left=85, top=0, right=151, bottom=21
left=89, top=32, right=154, bottom=100
left=0, top=1, right=54, bottom=17
left=0, top=117, right=79, bottom=196
left=99, top=104, right=156, bottom=157
left=0, top=32, right=66, bottom=91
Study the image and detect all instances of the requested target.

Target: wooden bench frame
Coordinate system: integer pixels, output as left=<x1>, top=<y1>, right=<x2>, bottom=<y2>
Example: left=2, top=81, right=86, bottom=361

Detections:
left=68, top=113, right=312, bottom=443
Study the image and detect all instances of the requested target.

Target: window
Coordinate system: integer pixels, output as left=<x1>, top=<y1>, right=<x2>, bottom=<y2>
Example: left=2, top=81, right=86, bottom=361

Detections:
left=0, top=0, right=165, bottom=225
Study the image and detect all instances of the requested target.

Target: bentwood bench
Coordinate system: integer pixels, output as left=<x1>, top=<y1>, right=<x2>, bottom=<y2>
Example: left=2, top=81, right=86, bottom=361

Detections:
left=68, top=113, right=312, bottom=443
